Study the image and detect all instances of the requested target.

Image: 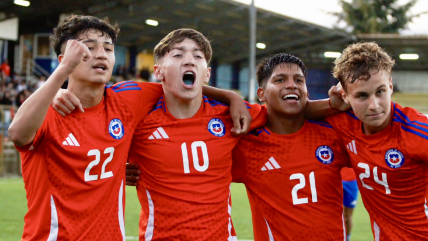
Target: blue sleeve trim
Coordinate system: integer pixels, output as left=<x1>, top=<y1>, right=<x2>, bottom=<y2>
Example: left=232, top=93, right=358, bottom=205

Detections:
left=400, top=125, right=428, bottom=140
left=345, top=111, right=359, bottom=120
left=307, top=120, right=333, bottom=129
left=395, top=108, right=428, bottom=128
left=113, top=87, right=142, bottom=93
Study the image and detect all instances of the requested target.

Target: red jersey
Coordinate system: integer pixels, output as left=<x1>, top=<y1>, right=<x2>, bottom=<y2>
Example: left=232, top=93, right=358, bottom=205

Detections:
left=326, top=102, right=428, bottom=240
left=341, top=167, right=356, bottom=181
left=17, top=81, right=162, bottom=241
left=128, top=96, right=266, bottom=240
left=232, top=120, right=350, bottom=241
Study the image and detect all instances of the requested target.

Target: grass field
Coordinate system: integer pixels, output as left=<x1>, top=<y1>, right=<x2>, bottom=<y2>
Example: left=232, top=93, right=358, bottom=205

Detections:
left=0, top=178, right=373, bottom=240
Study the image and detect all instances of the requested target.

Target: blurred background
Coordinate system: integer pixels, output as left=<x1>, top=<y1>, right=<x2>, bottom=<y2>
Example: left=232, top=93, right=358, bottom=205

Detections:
left=0, top=0, right=427, bottom=240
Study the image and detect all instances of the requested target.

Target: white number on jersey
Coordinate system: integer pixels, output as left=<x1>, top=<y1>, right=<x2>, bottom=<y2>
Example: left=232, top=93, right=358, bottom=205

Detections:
left=290, top=171, right=318, bottom=205
left=358, top=162, right=390, bottom=194
left=85, top=147, right=115, bottom=181
left=182, top=141, right=209, bottom=174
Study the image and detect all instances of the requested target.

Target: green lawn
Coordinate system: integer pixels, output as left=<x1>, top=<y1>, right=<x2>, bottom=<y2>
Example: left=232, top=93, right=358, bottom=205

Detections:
left=0, top=179, right=372, bottom=241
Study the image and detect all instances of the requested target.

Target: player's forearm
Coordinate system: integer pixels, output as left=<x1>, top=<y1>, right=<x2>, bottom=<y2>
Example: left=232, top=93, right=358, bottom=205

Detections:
left=9, top=65, right=70, bottom=146
left=202, top=85, right=242, bottom=104
left=304, top=99, right=340, bottom=120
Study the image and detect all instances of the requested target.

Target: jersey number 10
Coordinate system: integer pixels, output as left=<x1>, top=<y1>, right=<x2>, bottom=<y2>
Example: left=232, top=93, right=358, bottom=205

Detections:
left=182, top=141, right=209, bottom=173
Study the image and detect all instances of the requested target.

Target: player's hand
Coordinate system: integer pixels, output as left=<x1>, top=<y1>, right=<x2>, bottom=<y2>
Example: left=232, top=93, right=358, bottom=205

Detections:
left=230, top=97, right=252, bottom=136
left=52, top=89, right=84, bottom=117
left=328, top=82, right=351, bottom=111
left=126, top=163, right=141, bottom=186
left=60, top=39, right=92, bottom=74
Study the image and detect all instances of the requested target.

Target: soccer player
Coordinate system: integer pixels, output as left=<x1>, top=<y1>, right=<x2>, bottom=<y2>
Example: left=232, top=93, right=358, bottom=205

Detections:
left=232, top=53, right=350, bottom=240
left=341, top=167, right=359, bottom=240
left=124, top=28, right=271, bottom=240
left=326, top=42, right=428, bottom=240
left=8, top=15, right=164, bottom=240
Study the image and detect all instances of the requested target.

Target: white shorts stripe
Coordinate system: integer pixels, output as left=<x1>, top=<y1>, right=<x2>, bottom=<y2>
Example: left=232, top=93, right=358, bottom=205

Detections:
left=47, top=195, right=58, bottom=241
left=118, top=180, right=125, bottom=241
left=145, top=189, right=155, bottom=241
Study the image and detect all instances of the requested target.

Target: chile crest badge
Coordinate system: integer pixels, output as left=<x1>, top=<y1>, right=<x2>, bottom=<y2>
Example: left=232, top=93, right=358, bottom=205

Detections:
left=109, top=118, right=124, bottom=140
left=208, top=118, right=225, bottom=137
left=315, top=145, right=334, bottom=164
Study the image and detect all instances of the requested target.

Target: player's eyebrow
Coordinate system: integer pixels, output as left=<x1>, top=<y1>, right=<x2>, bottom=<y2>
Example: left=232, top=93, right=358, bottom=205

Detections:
left=82, top=39, right=113, bottom=45
left=172, top=46, right=202, bottom=52
left=273, top=73, right=305, bottom=79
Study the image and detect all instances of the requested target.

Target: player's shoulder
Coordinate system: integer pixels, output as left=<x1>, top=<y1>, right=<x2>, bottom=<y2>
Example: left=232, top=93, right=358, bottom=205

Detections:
left=247, top=126, right=270, bottom=138
left=202, top=96, right=230, bottom=115
left=393, top=102, right=428, bottom=123
left=392, top=102, right=428, bottom=139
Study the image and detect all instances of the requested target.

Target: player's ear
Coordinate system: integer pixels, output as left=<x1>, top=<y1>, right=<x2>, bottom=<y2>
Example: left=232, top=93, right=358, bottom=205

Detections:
left=340, top=87, right=350, bottom=105
left=257, top=87, right=266, bottom=102
left=154, top=64, right=164, bottom=81
left=58, top=54, right=64, bottom=63
left=389, top=76, right=393, bottom=95
left=204, top=67, right=211, bottom=84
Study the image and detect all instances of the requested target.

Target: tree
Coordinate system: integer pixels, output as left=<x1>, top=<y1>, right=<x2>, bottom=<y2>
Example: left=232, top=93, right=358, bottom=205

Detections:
left=332, top=0, right=427, bottom=34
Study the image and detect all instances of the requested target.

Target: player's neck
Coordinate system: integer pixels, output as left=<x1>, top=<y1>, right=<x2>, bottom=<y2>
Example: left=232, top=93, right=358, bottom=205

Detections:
left=266, top=111, right=305, bottom=135
left=164, top=93, right=203, bottom=119
left=67, top=80, right=105, bottom=108
left=362, top=110, right=392, bottom=135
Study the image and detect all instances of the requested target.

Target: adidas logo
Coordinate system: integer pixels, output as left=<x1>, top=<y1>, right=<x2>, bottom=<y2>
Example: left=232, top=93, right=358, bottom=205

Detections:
left=261, top=157, right=281, bottom=171
left=62, top=133, right=80, bottom=146
left=347, top=140, right=357, bottom=154
left=148, top=127, right=169, bottom=140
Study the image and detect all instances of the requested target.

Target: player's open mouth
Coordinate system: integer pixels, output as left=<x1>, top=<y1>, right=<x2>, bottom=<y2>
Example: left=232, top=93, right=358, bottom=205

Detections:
left=93, top=64, right=107, bottom=71
left=282, top=94, right=299, bottom=100
left=183, top=71, right=195, bottom=86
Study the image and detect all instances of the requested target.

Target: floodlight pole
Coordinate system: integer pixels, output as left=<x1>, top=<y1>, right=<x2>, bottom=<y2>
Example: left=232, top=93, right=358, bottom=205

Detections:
left=248, top=0, right=256, bottom=104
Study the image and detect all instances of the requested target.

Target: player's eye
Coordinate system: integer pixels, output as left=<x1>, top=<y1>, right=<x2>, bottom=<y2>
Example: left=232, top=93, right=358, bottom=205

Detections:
left=295, top=78, right=304, bottom=83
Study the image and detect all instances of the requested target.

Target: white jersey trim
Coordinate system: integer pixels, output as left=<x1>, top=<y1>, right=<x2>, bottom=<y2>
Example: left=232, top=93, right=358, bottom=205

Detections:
left=264, top=217, right=274, bottom=241
left=425, top=199, right=428, bottom=219
left=342, top=214, right=346, bottom=241
left=228, top=185, right=237, bottom=241
left=118, top=180, right=125, bottom=241
left=374, top=221, right=380, bottom=241
left=145, top=188, right=155, bottom=241
left=47, top=195, right=58, bottom=241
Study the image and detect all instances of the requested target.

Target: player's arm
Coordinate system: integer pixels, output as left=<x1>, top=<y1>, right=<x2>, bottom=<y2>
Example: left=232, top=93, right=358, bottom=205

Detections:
left=202, top=85, right=252, bottom=135
left=305, top=83, right=350, bottom=120
left=9, top=40, right=90, bottom=146
left=125, top=163, right=141, bottom=186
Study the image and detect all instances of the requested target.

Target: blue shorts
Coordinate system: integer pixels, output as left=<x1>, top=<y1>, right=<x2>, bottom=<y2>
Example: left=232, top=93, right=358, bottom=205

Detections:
left=343, top=180, right=359, bottom=208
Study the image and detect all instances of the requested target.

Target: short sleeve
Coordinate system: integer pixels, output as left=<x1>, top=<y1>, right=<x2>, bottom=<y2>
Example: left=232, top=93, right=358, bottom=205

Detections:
left=111, top=81, right=163, bottom=123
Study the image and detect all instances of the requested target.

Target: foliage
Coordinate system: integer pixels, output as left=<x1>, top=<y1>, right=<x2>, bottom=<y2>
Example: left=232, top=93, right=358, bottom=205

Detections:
left=332, top=0, right=427, bottom=34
